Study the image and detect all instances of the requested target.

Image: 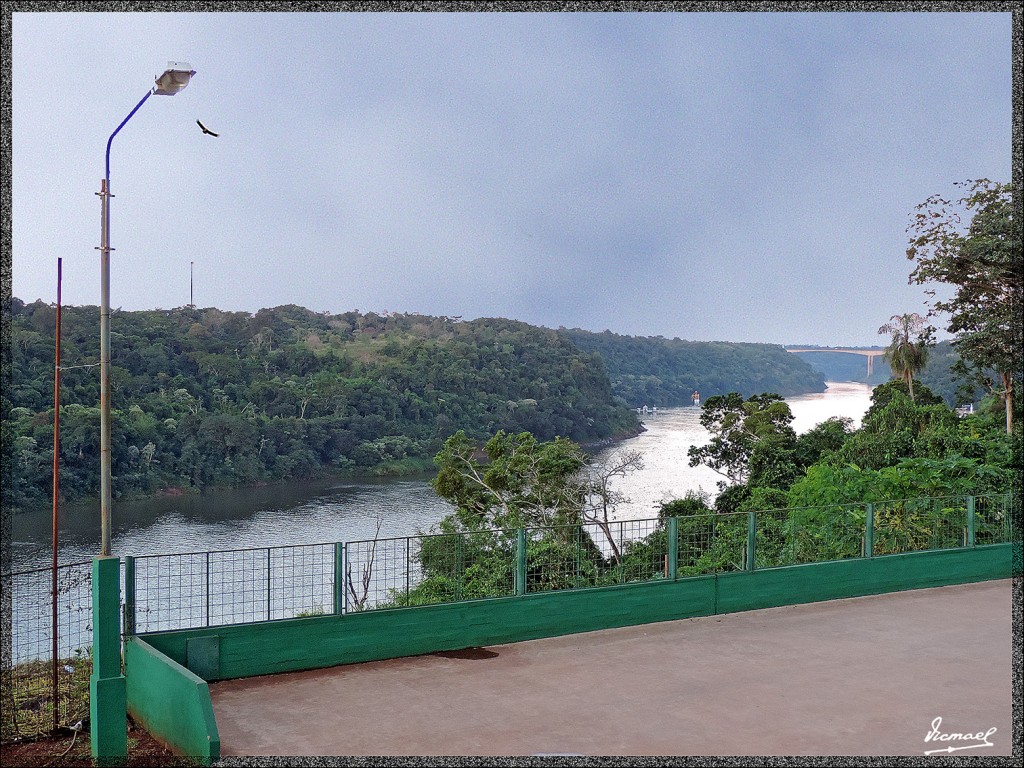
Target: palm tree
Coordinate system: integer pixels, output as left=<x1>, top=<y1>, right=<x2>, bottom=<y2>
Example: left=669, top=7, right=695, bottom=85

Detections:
left=878, top=313, right=931, bottom=402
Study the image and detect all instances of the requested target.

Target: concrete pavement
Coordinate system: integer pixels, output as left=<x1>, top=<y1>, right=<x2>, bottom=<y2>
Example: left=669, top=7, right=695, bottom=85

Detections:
left=210, top=579, right=1014, bottom=756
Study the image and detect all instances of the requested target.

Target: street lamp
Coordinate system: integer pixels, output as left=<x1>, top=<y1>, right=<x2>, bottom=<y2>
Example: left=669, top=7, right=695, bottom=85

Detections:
left=91, top=62, right=193, bottom=762
left=97, top=62, right=195, bottom=557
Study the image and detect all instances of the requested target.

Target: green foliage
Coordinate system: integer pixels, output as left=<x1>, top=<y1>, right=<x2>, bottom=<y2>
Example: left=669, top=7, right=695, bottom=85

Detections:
left=877, top=313, right=932, bottom=402
left=431, top=430, right=588, bottom=530
left=906, top=179, right=1021, bottom=434
left=787, top=456, right=1011, bottom=509
left=687, top=392, right=797, bottom=489
left=824, top=381, right=1010, bottom=473
left=561, top=329, right=826, bottom=406
left=5, top=300, right=639, bottom=510
left=658, top=490, right=713, bottom=522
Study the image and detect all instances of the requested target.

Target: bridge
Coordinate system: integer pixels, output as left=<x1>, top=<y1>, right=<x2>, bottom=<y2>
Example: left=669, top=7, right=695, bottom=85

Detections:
left=787, top=347, right=887, bottom=378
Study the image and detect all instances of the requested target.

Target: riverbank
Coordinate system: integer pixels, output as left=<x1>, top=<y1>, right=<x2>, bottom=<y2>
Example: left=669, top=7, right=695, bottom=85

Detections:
left=8, top=383, right=874, bottom=571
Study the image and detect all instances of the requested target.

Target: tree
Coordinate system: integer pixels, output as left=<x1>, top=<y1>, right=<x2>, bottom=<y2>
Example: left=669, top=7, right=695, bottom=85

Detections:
left=906, top=180, right=1021, bottom=433
left=579, top=448, right=645, bottom=563
left=687, top=392, right=796, bottom=489
left=877, top=313, right=931, bottom=403
left=431, top=430, right=588, bottom=530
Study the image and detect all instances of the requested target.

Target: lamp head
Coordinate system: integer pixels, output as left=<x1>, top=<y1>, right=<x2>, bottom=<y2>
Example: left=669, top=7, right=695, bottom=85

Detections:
left=153, top=62, right=195, bottom=96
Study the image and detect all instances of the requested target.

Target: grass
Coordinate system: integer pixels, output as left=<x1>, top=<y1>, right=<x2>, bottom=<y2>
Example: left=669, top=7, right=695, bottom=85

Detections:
left=2, top=652, right=91, bottom=744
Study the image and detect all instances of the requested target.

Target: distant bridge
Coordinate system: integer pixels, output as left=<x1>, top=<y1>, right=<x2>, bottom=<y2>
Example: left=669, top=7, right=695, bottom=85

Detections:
left=786, top=347, right=887, bottom=378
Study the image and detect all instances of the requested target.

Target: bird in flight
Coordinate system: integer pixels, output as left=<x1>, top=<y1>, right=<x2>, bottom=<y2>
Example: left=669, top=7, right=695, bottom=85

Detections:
left=196, top=119, right=219, bottom=137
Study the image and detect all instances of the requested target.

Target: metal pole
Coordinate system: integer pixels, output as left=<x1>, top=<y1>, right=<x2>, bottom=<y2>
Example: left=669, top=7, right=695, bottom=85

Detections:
left=123, top=556, right=136, bottom=635
left=190, top=260, right=194, bottom=307
left=667, top=517, right=678, bottom=581
left=333, top=542, right=345, bottom=614
left=98, top=88, right=153, bottom=559
left=51, top=257, right=62, bottom=731
left=747, top=510, right=757, bottom=572
left=967, top=496, right=976, bottom=547
left=516, top=529, right=527, bottom=596
left=865, top=503, right=874, bottom=558
left=97, top=178, right=112, bottom=557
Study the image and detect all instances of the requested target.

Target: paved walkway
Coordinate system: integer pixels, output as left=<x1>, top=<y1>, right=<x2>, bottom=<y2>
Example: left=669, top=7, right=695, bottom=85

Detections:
left=210, top=579, right=1013, bottom=756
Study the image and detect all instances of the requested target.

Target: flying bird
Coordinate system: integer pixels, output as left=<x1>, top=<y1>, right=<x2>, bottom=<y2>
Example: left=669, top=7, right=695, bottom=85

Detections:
left=196, top=119, right=219, bottom=137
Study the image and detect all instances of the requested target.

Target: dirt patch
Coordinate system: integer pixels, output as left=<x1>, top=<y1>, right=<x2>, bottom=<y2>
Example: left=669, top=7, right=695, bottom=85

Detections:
left=0, top=720, right=192, bottom=767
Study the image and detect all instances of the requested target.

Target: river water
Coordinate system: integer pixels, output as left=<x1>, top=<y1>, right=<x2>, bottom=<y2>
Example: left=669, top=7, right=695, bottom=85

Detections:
left=8, top=382, right=872, bottom=573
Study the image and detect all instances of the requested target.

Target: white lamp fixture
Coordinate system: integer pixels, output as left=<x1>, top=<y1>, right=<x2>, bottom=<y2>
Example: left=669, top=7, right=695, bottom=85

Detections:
left=153, top=61, right=195, bottom=95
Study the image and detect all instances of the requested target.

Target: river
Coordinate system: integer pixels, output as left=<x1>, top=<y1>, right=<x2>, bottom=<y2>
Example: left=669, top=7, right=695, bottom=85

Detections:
left=7, top=381, right=872, bottom=573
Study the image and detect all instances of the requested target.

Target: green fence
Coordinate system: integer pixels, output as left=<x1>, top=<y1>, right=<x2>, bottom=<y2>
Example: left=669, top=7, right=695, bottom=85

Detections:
left=123, top=493, right=1018, bottom=632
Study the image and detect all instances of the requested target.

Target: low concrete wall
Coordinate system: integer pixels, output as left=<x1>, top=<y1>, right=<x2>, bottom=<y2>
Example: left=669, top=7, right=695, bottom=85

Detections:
left=124, top=637, right=220, bottom=764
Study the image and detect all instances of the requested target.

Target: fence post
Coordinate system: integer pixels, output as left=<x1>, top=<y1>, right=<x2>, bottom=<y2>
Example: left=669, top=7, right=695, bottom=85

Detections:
left=123, top=555, right=136, bottom=636
left=746, top=510, right=756, bottom=572
left=667, top=517, right=678, bottom=580
left=516, top=528, right=527, bottom=596
left=967, top=496, right=976, bottom=547
left=455, top=533, right=464, bottom=602
left=865, top=503, right=874, bottom=558
left=266, top=548, right=272, bottom=621
left=333, top=542, right=344, bottom=614
left=90, top=555, right=126, bottom=761
left=204, top=552, right=210, bottom=627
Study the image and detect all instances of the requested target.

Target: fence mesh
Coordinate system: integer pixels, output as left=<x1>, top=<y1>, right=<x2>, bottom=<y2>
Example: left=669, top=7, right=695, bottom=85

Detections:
left=526, top=518, right=667, bottom=593
left=975, top=494, right=1013, bottom=546
left=1, top=562, right=93, bottom=742
left=755, top=504, right=866, bottom=567
left=133, top=543, right=334, bottom=632
left=346, top=529, right=520, bottom=610
left=872, top=496, right=968, bottom=555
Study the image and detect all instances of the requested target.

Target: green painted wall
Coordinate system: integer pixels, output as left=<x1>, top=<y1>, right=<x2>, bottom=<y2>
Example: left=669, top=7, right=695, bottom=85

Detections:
left=139, top=543, right=1011, bottom=684
left=124, top=638, right=220, bottom=764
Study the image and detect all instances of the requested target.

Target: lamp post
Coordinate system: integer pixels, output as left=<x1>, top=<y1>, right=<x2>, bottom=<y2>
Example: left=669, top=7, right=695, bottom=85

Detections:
left=92, top=62, right=194, bottom=761
left=98, top=62, right=194, bottom=557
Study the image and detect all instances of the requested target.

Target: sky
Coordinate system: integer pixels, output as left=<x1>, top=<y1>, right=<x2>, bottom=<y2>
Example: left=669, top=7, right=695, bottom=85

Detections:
left=9, top=9, right=1013, bottom=346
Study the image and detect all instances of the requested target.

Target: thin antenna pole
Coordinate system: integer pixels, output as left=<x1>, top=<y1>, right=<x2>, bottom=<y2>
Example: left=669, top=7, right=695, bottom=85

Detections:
left=190, top=261, right=194, bottom=307
left=51, top=257, right=62, bottom=731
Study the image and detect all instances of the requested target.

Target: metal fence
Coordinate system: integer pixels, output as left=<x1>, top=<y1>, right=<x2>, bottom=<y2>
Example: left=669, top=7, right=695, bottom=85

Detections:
left=2, top=492, right=1017, bottom=743
left=1, top=561, right=93, bottom=742
left=131, top=543, right=335, bottom=633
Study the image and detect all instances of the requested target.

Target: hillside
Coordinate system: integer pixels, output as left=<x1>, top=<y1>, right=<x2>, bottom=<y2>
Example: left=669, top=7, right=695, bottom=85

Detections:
left=560, top=329, right=826, bottom=407
left=5, top=300, right=638, bottom=509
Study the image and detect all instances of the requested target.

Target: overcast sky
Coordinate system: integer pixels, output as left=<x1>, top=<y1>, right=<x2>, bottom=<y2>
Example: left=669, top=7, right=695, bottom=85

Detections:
left=10, top=10, right=1012, bottom=346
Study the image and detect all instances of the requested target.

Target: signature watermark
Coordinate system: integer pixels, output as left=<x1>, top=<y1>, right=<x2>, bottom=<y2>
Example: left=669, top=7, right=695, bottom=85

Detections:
left=923, top=716, right=996, bottom=755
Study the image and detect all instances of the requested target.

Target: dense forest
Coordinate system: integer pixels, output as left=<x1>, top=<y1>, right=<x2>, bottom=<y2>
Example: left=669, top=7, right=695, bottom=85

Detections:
left=5, top=300, right=640, bottom=510
left=4, top=300, right=844, bottom=511
left=560, top=329, right=826, bottom=406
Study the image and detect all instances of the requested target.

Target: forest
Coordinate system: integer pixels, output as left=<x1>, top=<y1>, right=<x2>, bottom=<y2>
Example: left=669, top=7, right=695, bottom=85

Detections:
left=560, top=328, right=826, bottom=406
left=4, top=301, right=637, bottom=510
left=4, top=299, right=826, bottom=511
